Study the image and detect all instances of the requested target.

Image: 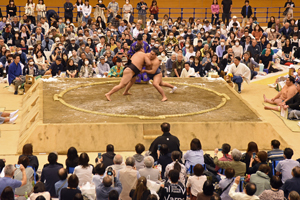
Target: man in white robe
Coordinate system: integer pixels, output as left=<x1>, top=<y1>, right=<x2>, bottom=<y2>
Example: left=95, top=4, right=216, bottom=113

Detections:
left=227, top=56, right=251, bottom=93
left=180, top=62, right=196, bottom=78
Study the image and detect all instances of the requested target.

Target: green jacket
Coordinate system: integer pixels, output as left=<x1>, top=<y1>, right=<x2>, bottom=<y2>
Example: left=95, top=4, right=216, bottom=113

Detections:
left=214, top=156, right=246, bottom=177
left=249, top=171, right=271, bottom=196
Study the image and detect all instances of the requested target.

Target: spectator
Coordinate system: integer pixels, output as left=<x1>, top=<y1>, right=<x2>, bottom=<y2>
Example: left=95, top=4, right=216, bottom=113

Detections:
left=118, top=157, right=140, bottom=200
left=183, top=138, right=204, bottom=171
left=289, top=191, right=300, bottom=200
left=216, top=39, right=226, bottom=59
left=215, top=143, right=233, bottom=172
left=241, top=0, right=253, bottom=27
left=25, top=0, right=35, bottom=25
left=19, top=143, right=39, bottom=171
left=74, top=152, right=93, bottom=186
left=108, top=57, right=124, bottom=77
left=279, top=22, right=293, bottom=38
left=101, top=144, right=116, bottom=168
left=165, top=151, right=186, bottom=184
left=214, top=148, right=246, bottom=177
left=54, top=168, right=68, bottom=199
left=65, top=147, right=79, bottom=173
left=259, top=176, right=284, bottom=200
left=106, top=154, right=125, bottom=173
left=149, top=123, right=181, bottom=162
left=268, top=139, right=284, bottom=161
left=136, top=0, right=148, bottom=28
left=221, top=0, right=232, bottom=26
left=1, top=187, right=14, bottom=200
left=186, top=164, right=207, bottom=200
left=66, top=59, right=77, bottom=78
left=64, top=0, right=74, bottom=23
left=139, top=156, right=160, bottom=182
left=14, top=156, right=34, bottom=196
left=36, top=0, right=46, bottom=22
left=60, top=174, right=81, bottom=200
left=6, top=0, right=17, bottom=18
left=282, top=166, right=300, bottom=198
left=123, top=1, right=133, bottom=22
left=82, top=0, right=92, bottom=23
left=93, top=163, right=106, bottom=187
left=79, top=58, right=93, bottom=78
left=219, top=168, right=237, bottom=200
left=40, top=153, right=62, bottom=197
left=0, top=164, right=27, bottom=195
left=22, top=58, right=38, bottom=76
left=96, top=171, right=122, bottom=200
left=171, top=53, right=185, bottom=77
left=158, top=170, right=186, bottom=200
left=8, top=54, right=24, bottom=95
left=133, top=143, right=145, bottom=171
left=180, top=62, right=196, bottom=78
left=248, top=151, right=269, bottom=175
left=74, top=193, right=84, bottom=200
left=276, top=148, right=300, bottom=183
left=249, top=164, right=271, bottom=195
left=149, top=0, right=159, bottom=21
left=196, top=180, right=215, bottom=200
left=129, top=176, right=151, bottom=200
left=247, top=39, right=261, bottom=62
left=109, top=190, right=119, bottom=200
left=284, top=0, right=295, bottom=18
left=29, top=182, right=51, bottom=200
left=211, top=0, right=220, bottom=25
left=229, top=176, right=259, bottom=199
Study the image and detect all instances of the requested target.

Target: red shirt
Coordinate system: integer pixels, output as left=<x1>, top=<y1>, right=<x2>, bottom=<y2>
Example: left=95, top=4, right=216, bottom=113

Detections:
left=215, top=154, right=233, bottom=171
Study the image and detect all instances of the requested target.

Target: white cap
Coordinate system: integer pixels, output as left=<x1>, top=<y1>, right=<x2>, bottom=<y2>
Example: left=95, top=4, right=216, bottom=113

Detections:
left=289, top=65, right=295, bottom=69
left=233, top=16, right=237, bottom=18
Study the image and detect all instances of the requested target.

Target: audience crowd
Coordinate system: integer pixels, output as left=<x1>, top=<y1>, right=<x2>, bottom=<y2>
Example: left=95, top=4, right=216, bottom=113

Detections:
left=0, top=123, right=299, bottom=200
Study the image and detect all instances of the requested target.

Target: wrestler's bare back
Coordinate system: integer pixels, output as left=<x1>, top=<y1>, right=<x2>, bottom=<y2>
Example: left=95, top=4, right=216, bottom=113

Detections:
left=131, top=51, right=152, bottom=71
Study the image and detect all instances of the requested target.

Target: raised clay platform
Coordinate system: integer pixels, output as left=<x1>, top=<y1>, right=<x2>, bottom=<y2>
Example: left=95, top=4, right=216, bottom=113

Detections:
left=18, top=78, right=288, bottom=154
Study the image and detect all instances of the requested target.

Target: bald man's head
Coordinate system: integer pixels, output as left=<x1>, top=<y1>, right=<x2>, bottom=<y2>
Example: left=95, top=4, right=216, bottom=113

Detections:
left=58, top=168, right=68, bottom=180
left=103, top=176, right=113, bottom=187
left=113, top=154, right=123, bottom=164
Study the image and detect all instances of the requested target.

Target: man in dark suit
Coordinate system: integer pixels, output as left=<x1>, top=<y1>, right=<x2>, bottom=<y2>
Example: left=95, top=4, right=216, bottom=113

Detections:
left=149, top=122, right=182, bottom=161
left=279, top=22, right=293, bottom=38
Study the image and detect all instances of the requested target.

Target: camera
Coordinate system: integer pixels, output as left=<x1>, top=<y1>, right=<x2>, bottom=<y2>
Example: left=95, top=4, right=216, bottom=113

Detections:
left=107, top=167, right=113, bottom=176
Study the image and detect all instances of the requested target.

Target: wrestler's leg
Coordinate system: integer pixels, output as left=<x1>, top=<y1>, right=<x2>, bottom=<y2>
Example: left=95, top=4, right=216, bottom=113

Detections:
left=152, top=73, right=167, bottom=102
left=105, top=68, right=134, bottom=101
left=123, top=76, right=137, bottom=95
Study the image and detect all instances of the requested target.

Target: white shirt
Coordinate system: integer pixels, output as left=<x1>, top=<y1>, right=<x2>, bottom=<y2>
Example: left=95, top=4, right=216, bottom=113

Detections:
left=186, top=175, right=207, bottom=196
left=204, top=24, right=212, bottom=32
left=180, top=67, right=196, bottom=78
left=73, top=165, right=93, bottom=186
left=229, top=183, right=259, bottom=200
left=227, top=20, right=241, bottom=31
left=82, top=5, right=92, bottom=17
left=41, top=22, right=49, bottom=34
left=227, top=63, right=251, bottom=84
left=133, top=27, right=140, bottom=38
left=147, top=19, right=157, bottom=27
left=76, top=4, right=84, bottom=12
left=185, top=52, right=195, bottom=60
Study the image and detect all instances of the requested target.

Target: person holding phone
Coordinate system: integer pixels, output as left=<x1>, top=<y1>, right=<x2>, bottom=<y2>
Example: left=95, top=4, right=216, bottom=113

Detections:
left=0, top=164, right=27, bottom=195
left=228, top=176, right=259, bottom=199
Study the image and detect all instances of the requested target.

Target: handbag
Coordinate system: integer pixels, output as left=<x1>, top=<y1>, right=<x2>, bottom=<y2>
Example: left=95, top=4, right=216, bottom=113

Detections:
left=283, top=8, right=289, bottom=16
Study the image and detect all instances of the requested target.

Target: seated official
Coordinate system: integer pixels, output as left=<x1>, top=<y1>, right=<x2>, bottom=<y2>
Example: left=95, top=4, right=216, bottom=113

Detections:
left=226, top=56, right=251, bottom=93
left=108, top=58, right=124, bottom=78
left=8, top=54, right=25, bottom=95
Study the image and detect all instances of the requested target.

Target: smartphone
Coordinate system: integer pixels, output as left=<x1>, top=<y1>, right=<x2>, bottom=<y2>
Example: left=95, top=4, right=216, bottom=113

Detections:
left=240, top=177, right=245, bottom=181
left=252, top=152, right=256, bottom=159
left=15, top=164, right=20, bottom=169
left=218, top=148, right=222, bottom=151
left=98, top=153, right=102, bottom=159
left=158, top=144, right=161, bottom=150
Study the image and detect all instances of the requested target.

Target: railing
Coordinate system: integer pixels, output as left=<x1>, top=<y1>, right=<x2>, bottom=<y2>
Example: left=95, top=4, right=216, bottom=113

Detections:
left=0, top=5, right=299, bottom=25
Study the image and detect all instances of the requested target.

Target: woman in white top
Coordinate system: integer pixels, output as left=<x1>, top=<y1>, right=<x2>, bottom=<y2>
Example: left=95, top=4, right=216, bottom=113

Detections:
left=232, top=40, right=243, bottom=58
left=73, top=153, right=93, bottom=186
left=74, top=0, right=84, bottom=25
left=186, top=164, right=207, bottom=200
left=158, top=50, right=168, bottom=77
left=14, top=156, right=34, bottom=196
left=183, top=138, right=205, bottom=171
left=34, top=50, right=47, bottom=75
left=164, top=151, right=187, bottom=185
left=25, top=0, right=35, bottom=24
left=123, top=0, right=133, bottom=22
left=36, top=0, right=46, bottom=22
left=82, top=0, right=92, bottom=23
left=185, top=46, right=196, bottom=61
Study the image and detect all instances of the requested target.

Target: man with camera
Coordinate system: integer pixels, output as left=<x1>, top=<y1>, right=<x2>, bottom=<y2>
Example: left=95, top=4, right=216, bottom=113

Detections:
left=96, top=167, right=122, bottom=200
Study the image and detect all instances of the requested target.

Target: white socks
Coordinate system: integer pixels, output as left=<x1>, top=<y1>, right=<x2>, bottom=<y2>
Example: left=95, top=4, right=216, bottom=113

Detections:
left=9, top=115, right=18, bottom=124
left=10, top=110, right=19, bottom=118
left=170, top=86, right=177, bottom=94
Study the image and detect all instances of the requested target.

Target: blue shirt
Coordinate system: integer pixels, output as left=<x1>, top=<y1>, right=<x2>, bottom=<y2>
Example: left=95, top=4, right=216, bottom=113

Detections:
left=216, top=45, right=226, bottom=58
left=0, top=177, right=22, bottom=195
left=8, top=61, right=22, bottom=85
left=96, top=177, right=122, bottom=200
left=54, top=179, right=68, bottom=199
left=246, top=6, right=248, bottom=16
left=183, top=150, right=205, bottom=170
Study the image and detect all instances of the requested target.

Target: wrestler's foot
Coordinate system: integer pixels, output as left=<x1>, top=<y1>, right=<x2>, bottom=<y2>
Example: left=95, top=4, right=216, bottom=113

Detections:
left=9, top=115, right=18, bottom=124
left=123, top=92, right=132, bottom=95
left=264, top=106, right=268, bottom=110
left=263, top=94, right=267, bottom=102
left=170, top=86, right=177, bottom=93
left=105, top=93, right=111, bottom=101
left=161, top=97, right=168, bottom=102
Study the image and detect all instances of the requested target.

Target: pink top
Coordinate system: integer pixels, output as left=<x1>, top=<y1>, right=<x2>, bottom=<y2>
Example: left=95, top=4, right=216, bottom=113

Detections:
left=211, top=4, right=220, bottom=14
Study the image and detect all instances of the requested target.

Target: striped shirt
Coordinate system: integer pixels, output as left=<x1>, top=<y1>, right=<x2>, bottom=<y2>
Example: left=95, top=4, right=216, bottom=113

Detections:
left=267, top=149, right=284, bottom=162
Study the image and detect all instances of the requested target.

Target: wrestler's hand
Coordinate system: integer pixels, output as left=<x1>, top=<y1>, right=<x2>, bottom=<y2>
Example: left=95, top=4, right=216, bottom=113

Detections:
left=141, top=69, right=146, bottom=73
